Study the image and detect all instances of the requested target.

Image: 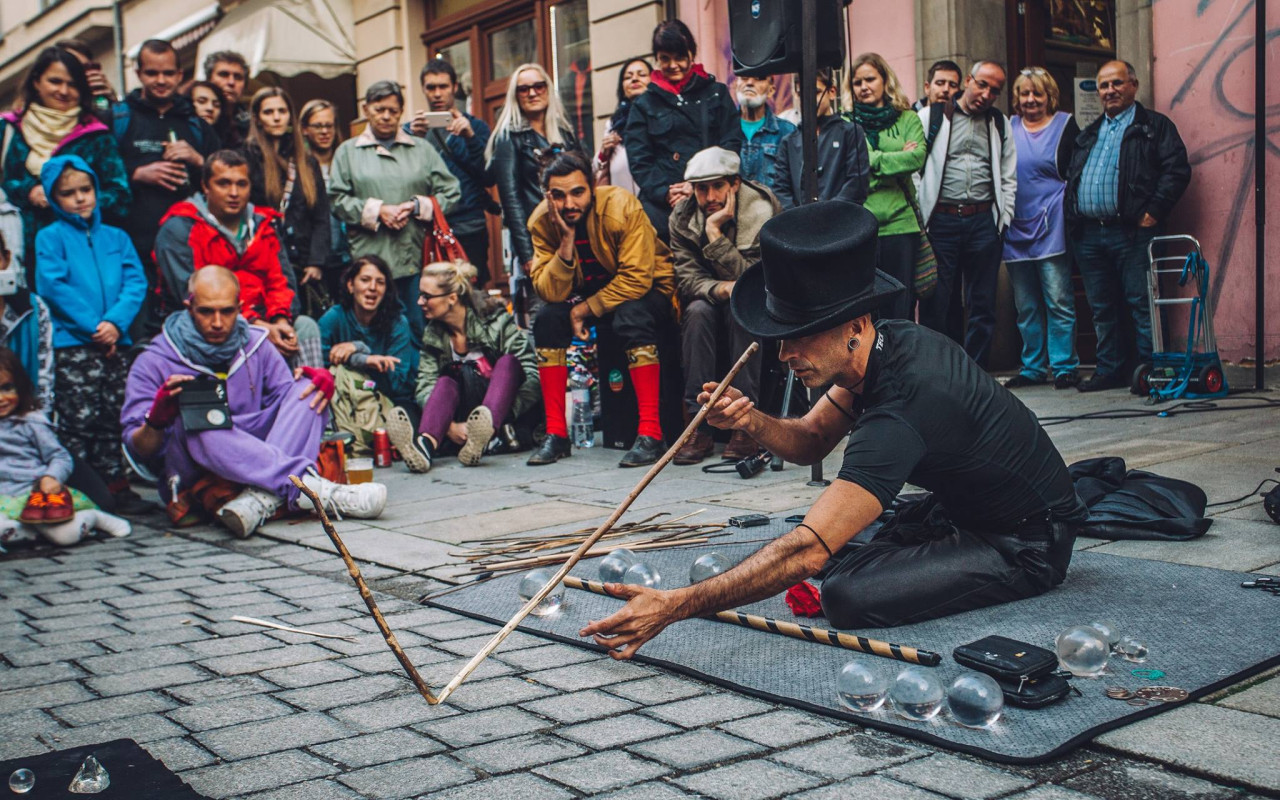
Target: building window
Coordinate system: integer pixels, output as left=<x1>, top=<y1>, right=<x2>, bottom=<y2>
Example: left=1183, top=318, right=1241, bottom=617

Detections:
left=490, top=19, right=538, bottom=84
left=550, top=0, right=592, bottom=152
left=432, top=39, right=474, bottom=115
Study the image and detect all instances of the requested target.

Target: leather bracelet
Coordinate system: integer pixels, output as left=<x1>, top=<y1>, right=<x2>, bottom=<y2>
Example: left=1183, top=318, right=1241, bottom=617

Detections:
left=796, top=522, right=832, bottom=557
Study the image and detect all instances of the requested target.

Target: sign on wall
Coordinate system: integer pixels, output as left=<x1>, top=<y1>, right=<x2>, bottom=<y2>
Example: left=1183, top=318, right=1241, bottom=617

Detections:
left=1074, top=78, right=1102, bottom=128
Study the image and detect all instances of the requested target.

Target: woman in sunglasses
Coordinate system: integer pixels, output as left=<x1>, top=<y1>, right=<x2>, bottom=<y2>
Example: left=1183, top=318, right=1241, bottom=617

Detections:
left=485, top=63, right=581, bottom=314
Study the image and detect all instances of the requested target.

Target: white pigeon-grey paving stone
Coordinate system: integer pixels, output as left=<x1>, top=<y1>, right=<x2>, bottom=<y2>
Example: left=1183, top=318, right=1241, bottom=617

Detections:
left=417, top=706, right=551, bottom=748
left=259, top=659, right=362, bottom=688
left=183, top=632, right=285, bottom=659
left=4, top=640, right=104, bottom=667
left=496, top=643, right=598, bottom=672
left=772, top=734, right=928, bottom=780
left=1000, top=786, right=1103, bottom=800
left=246, top=779, right=364, bottom=800
left=183, top=749, right=339, bottom=798
left=519, top=688, right=640, bottom=723
left=1094, top=703, right=1280, bottom=793
left=0, top=681, right=94, bottom=714
left=454, top=732, right=588, bottom=773
left=1216, top=675, right=1280, bottom=718
left=53, top=690, right=176, bottom=726
left=309, top=728, right=445, bottom=768
left=37, top=712, right=186, bottom=748
left=527, top=659, right=654, bottom=691
left=626, top=728, right=766, bottom=769
left=1060, top=758, right=1255, bottom=800
left=329, top=694, right=457, bottom=731
left=603, top=674, right=708, bottom=705
left=418, top=772, right=575, bottom=800
left=672, top=758, right=824, bottom=800
left=194, top=711, right=351, bottom=760
left=274, top=673, right=409, bottom=711
left=533, top=750, right=672, bottom=794
left=140, top=737, right=218, bottom=771
left=166, top=675, right=275, bottom=704
left=595, top=781, right=696, bottom=800
left=717, top=709, right=848, bottom=748
left=167, top=693, right=295, bottom=731
left=3, top=662, right=85, bottom=690
left=643, top=692, right=773, bottom=728
left=335, top=755, right=475, bottom=798
left=199, top=642, right=337, bottom=675
left=883, top=754, right=1037, bottom=799
left=557, top=713, right=683, bottom=748
left=791, top=776, right=951, bottom=800
left=86, top=663, right=207, bottom=696
left=443, top=675, right=557, bottom=711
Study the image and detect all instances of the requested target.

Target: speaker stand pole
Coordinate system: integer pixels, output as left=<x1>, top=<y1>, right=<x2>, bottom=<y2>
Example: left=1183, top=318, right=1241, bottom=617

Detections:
left=797, top=0, right=830, bottom=488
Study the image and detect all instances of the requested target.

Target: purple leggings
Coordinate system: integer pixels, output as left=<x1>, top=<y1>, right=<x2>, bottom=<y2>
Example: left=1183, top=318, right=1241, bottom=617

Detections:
left=418, top=354, right=522, bottom=445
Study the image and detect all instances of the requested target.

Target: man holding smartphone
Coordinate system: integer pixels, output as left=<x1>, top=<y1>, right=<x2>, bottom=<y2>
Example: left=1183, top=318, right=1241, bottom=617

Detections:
left=405, top=59, right=493, bottom=285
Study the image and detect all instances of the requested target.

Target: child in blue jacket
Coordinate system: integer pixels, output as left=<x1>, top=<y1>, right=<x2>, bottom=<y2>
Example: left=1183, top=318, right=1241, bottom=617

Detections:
left=35, top=155, right=146, bottom=511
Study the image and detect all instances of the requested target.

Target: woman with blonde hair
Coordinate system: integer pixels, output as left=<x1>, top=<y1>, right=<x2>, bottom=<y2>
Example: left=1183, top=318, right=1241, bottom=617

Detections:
left=846, top=52, right=926, bottom=319
left=411, top=260, right=540, bottom=470
left=487, top=63, right=580, bottom=305
left=243, top=87, right=332, bottom=303
left=298, top=99, right=343, bottom=179
left=1002, top=67, right=1080, bottom=389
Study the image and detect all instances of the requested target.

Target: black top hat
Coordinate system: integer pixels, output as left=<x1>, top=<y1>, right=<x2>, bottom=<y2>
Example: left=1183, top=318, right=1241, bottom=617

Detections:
left=730, top=200, right=904, bottom=339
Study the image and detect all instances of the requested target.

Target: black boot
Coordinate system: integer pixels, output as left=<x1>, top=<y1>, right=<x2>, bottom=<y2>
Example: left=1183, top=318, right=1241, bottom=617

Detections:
left=527, top=434, right=572, bottom=466
left=619, top=435, right=664, bottom=468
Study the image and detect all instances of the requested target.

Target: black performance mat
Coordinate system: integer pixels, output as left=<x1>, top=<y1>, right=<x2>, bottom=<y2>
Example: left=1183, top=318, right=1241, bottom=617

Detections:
left=430, top=521, right=1280, bottom=763
left=0, top=739, right=208, bottom=798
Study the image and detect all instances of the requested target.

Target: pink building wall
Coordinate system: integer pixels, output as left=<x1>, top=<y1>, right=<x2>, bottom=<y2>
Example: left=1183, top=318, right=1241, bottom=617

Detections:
left=1152, top=0, right=1278, bottom=363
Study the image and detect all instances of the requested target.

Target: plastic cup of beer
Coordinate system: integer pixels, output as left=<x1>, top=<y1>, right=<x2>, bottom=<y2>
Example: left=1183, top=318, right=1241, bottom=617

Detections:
left=347, top=457, right=374, bottom=484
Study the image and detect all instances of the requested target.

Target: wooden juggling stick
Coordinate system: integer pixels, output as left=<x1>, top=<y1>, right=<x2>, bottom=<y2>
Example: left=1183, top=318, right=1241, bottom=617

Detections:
left=431, top=342, right=761, bottom=704
left=563, top=576, right=943, bottom=667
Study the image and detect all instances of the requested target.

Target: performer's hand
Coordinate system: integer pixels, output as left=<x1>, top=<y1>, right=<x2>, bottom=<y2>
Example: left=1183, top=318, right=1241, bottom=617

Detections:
left=146, top=374, right=194, bottom=429
left=295, top=366, right=335, bottom=415
left=579, top=583, right=684, bottom=660
left=698, top=381, right=754, bottom=431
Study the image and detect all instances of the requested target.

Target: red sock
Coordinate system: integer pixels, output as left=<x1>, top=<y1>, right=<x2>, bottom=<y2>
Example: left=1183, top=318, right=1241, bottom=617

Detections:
left=538, top=363, right=569, bottom=437
left=629, top=362, right=662, bottom=439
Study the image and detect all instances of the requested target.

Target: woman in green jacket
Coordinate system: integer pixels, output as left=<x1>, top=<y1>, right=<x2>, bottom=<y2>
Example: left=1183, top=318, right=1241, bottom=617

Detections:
left=328, top=81, right=460, bottom=340
left=413, top=260, right=539, bottom=470
left=846, top=52, right=927, bottom=320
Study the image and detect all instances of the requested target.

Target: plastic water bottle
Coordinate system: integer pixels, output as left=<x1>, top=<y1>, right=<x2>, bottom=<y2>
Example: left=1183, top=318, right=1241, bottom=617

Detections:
left=570, top=371, right=594, bottom=448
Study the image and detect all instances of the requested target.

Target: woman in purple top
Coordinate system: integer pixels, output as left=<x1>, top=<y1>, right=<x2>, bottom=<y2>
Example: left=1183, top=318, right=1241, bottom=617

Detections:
left=1003, top=68, right=1081, bottom=389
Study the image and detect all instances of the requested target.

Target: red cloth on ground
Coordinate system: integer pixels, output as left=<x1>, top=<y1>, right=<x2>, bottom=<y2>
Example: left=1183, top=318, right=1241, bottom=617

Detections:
left=539, top=363, right=569, bottom=437
left=629, top=361, right=662, bottom=439
left=786, top=581, right=823, bottom=617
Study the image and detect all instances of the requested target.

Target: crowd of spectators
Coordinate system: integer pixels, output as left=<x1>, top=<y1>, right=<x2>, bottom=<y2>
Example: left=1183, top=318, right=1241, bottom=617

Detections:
left=0, top=18, right=1192, bottom=544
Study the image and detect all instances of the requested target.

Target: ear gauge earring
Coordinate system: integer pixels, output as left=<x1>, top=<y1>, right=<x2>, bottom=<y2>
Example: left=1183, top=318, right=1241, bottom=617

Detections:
left=847, top=337, right=860, bottom=352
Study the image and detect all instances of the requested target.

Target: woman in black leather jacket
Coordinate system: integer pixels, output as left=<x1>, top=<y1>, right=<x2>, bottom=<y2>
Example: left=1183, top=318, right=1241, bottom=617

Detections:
left=623, top=20, right=742, bottom=240
left=485, top=63, right=580, bottom=300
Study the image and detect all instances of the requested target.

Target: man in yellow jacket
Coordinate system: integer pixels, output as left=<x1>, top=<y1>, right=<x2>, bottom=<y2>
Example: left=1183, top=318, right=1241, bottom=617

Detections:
left=526, top=150, right=676, bottom=468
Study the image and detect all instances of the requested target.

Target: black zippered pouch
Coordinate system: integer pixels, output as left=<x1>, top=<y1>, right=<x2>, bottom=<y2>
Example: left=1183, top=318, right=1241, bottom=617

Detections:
left=953, top=635, right=1058, bottom=682
left=998, top=672, right=1073, bottom=708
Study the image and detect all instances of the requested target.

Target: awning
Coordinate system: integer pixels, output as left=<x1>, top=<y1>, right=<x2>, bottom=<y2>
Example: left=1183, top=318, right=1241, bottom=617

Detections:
left=126, top=5, right=221, bottom=61
left=195, top=0, right=355, bottom=80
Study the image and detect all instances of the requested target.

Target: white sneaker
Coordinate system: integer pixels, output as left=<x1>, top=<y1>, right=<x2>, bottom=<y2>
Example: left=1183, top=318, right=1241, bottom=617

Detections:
left=84, top=509, right=132, bottom=538
left=459, top=406, right=494, bottom=467
left=299, top=472, right=386, bottom=520
left=386, top=406, right=429, bottom=473
left=217, top=488, right=283, bottom=539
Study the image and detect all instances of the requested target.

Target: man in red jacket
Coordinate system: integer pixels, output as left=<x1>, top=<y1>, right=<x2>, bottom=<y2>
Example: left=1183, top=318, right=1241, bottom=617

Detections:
left=153, top=150, right=300, bottom=360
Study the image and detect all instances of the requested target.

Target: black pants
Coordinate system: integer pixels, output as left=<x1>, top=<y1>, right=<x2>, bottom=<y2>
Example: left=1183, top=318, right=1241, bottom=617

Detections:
left=681, top=298, right=760, bottom=414
left=878, top=232, right=918, bottom=321
left=919, top=212, right=1003, bottom=367
left=821, top=496, right=1077, bottom=629
left=456, top=229, right=491, bottom=288
left=532, top=289, right=668, bottom=350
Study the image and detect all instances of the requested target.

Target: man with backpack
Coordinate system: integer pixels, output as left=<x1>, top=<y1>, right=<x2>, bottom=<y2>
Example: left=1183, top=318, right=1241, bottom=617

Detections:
left=111, top=39, right=220, bottom=336
left=915, top=60, right=1016, bottom=369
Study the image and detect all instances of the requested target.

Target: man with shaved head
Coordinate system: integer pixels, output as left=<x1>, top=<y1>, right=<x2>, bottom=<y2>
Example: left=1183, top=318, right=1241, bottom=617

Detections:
left=1065, top=60, right=1190, bottom=392
left=122, top=266, right=387, bottom=537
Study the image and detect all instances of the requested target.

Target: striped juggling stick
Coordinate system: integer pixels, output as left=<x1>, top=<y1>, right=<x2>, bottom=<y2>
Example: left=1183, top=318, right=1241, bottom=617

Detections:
left=563, top=575, right=943, bottom=667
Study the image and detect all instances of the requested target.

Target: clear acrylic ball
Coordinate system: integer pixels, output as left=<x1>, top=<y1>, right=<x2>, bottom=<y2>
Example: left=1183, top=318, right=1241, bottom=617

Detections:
left=598, top=548, right=637, bottom=583
left=947, top=672, right=1005, bottom=728
left=890, top=666, right=945, bottom=720
left=622, top=562, right=662, bottom=589
left=8, top=768, right=35, bottom=794
left=1055, top=625, right=1110, bottom=677
left=689, top=552, right=730, bottom=584
left=1087, top=620, right=1122, bottom=649
left=517, top=568, right=565, bottom=617
left=836, top=661, right=888, bottom=712
left=1115, top=636, right=1149, bottom=663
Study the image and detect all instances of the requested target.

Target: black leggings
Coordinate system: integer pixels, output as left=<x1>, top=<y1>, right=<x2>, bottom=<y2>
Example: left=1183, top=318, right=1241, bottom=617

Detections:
left=820, top=496, right=1077, bottom=628
left=532, top=288, right=668, bottom=350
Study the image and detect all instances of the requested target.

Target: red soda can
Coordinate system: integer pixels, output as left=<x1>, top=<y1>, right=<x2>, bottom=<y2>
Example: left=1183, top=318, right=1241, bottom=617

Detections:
left=372, top=428, right=393, bottom=467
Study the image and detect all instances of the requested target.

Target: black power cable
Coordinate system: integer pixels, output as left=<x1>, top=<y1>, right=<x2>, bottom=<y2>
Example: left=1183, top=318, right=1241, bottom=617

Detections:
left=1035, top=394, right=1280, bottom=428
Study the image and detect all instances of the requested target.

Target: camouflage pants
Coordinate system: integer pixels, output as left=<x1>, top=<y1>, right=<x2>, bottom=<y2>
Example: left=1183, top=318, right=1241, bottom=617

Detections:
left=54, top=346, right=128, bottom=485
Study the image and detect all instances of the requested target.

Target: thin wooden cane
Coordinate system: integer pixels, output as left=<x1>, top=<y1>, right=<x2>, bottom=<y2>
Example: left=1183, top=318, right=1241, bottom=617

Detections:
left=432, top=342, right=761, bottom=704
left=289, top=475, right=441, bottom=704
left=563, top=576, right=943, bottom=667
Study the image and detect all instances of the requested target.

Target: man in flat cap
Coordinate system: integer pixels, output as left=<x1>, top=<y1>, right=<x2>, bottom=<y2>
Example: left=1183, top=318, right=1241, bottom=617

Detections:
left=581, top=200, right=1086, bottom=659
left=669, top=147, right=779, bottom=465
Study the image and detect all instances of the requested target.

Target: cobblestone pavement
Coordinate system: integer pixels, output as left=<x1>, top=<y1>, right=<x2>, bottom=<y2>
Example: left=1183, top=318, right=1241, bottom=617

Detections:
left=2, top=380, right=1278, bottom=799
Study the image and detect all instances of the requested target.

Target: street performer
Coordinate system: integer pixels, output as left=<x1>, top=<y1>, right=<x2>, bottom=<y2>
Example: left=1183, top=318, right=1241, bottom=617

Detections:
left=581, top=200, right=1087, bottom=659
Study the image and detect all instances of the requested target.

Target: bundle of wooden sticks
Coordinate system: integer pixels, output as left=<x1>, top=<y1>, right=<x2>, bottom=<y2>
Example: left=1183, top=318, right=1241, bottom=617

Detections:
left=451, top=510, right=728, bottom=578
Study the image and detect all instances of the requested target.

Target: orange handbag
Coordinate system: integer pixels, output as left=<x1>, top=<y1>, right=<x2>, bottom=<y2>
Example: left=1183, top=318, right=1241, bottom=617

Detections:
left=421, top=196, right=470, bottom=268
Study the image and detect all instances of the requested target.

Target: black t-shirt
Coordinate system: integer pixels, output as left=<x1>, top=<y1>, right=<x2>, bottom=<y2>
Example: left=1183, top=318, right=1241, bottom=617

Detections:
left=837, top=321, right=1086, bottom=530
left=574, top=221, right=613, bottom=298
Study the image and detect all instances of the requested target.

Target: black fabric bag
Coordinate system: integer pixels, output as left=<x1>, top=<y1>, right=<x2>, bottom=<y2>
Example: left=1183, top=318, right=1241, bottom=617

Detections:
left=1069, top=457, right=1212, bottom=541
left=953, top=635, right=1072, bottom=709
